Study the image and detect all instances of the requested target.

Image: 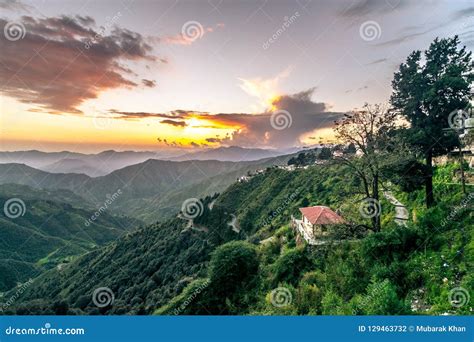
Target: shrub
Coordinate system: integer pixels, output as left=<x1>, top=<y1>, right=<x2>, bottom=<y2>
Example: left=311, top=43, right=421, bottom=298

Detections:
left=272, top=247, right=312, bottom=286
left=209, top=241, right=259, bottom=294
left=357, top=279, right=409, bottom=315
left=321, top=289, right=346, bottom=315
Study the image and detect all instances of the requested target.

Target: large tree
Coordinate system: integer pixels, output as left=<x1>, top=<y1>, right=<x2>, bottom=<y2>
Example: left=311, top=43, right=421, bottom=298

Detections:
left=390, top=36, right=473, bottom=207
left=334, top=103, right=411, bottom=232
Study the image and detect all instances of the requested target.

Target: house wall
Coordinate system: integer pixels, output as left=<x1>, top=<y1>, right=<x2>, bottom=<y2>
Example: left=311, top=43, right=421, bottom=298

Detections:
left=312, top=224, right=329, bottom=237
left=303, top=216, right=310, bottom=226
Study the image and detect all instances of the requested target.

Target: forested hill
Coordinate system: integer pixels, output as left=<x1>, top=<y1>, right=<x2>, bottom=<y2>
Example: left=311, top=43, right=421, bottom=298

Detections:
left=0, top=184, right=141, bottom=292
left=4, top=162, right=471, bottom=316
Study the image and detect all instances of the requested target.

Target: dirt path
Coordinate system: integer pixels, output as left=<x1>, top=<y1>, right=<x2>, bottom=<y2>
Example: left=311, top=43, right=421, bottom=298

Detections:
left=383, top=191, right=409, bottom=226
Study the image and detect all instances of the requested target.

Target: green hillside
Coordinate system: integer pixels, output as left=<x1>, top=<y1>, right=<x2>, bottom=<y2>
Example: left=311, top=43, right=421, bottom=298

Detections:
left=0, top=184, right=141, bottom=291
left=4, top=162, right=471, bottom=315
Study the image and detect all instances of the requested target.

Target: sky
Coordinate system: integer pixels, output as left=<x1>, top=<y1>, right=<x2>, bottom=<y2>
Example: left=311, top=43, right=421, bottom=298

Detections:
left=0, top=0, right=473, bottom=153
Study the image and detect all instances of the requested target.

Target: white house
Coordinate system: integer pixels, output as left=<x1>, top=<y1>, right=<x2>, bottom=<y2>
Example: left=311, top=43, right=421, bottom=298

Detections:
left=291, top=205, right=344, bottom=245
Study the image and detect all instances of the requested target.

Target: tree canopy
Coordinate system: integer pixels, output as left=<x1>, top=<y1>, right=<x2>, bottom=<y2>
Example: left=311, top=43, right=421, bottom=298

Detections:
left=390, top=36, right=473, bottom=207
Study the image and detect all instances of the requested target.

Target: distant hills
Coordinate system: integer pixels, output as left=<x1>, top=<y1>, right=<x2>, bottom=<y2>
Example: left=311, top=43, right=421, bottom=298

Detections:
left=42, top=159, right=105, bottom=178
left=0, top=147, right=293, bottom=177
left=0, top=150, right=167, bottom=177
left=168, top=146, right=283, bottom=162
left=0, top=153, right=295, bottom=223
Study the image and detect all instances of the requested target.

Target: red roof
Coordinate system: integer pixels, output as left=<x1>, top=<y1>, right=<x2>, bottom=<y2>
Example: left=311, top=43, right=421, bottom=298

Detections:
left=299, top=206, right=344, bottom=225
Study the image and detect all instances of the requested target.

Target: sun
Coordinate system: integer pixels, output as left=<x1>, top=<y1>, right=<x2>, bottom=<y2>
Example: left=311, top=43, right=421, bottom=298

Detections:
left=268, top=95, right=281, bottom=112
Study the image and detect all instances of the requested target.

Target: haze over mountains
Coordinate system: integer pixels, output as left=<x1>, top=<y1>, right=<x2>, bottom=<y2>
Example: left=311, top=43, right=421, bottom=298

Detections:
left=0, top=147, right=295, bottom=177
left=0, top=150, right=170, bottom=177
left=0, top=149, right=297, bottom=223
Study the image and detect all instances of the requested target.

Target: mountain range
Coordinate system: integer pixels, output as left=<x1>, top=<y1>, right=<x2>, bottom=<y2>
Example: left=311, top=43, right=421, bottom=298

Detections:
left=0, top=147, right=294, bottom=177
left=0, top=152, right=294, bottom=223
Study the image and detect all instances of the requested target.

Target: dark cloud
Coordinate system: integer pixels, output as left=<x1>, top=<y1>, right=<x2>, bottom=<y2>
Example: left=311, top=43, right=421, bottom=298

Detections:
left=0, top=15, right=157, bottom=113
left=205, top=137, right=222, bottom=143
left=452, top=6, right=474, bottom=20
left=339, top=0, right=407, bottom=17
left=142, top=79, right=156, bottom=87
left=214, top=88, right=344, bottom=148
left=366, top=58, right=388, bottom=65
left=108, top=109, right=199, bottom=120
left=375, top=29, right=429, bottom=47
left=378, top=6, right=474, bottom=48
left=0, top=0, right=31, bottom=11
left=156, top=138, right=183, bottom=147
left=76, top=15, right=95, bottom=26
left=160, top=119, right=186, bottom=127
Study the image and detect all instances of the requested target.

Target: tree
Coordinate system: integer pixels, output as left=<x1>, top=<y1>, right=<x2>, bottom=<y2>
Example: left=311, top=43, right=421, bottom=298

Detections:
left=272, top=247, right=312, bottom=286
left=344, top=143, right=357, bottom=155
left=209, top=241, right=259, bottom=294
left=334, top=103, right=411, bottom=231
left=356, top=279, right=409, bottom=315
left=318, top=147, right=332, bottom=160
left=390, top=36, right=473, bottom=207
left=321, top=289, right=346, bottom=315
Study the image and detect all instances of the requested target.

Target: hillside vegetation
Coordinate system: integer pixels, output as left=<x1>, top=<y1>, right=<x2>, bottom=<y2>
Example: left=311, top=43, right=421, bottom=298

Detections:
left=0, top=184, right=140, bottom=291
left=4, top=162, right=471, bottom=315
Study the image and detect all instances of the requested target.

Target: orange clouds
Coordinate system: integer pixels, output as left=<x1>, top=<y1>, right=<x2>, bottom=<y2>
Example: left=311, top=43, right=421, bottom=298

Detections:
left=0, top=15, right=157, bottom=113
left=107, top=88, right=344, bottom=148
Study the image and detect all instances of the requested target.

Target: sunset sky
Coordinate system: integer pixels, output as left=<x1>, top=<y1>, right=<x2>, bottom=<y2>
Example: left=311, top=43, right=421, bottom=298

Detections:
left=1, top=0, right=473, bottom=152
